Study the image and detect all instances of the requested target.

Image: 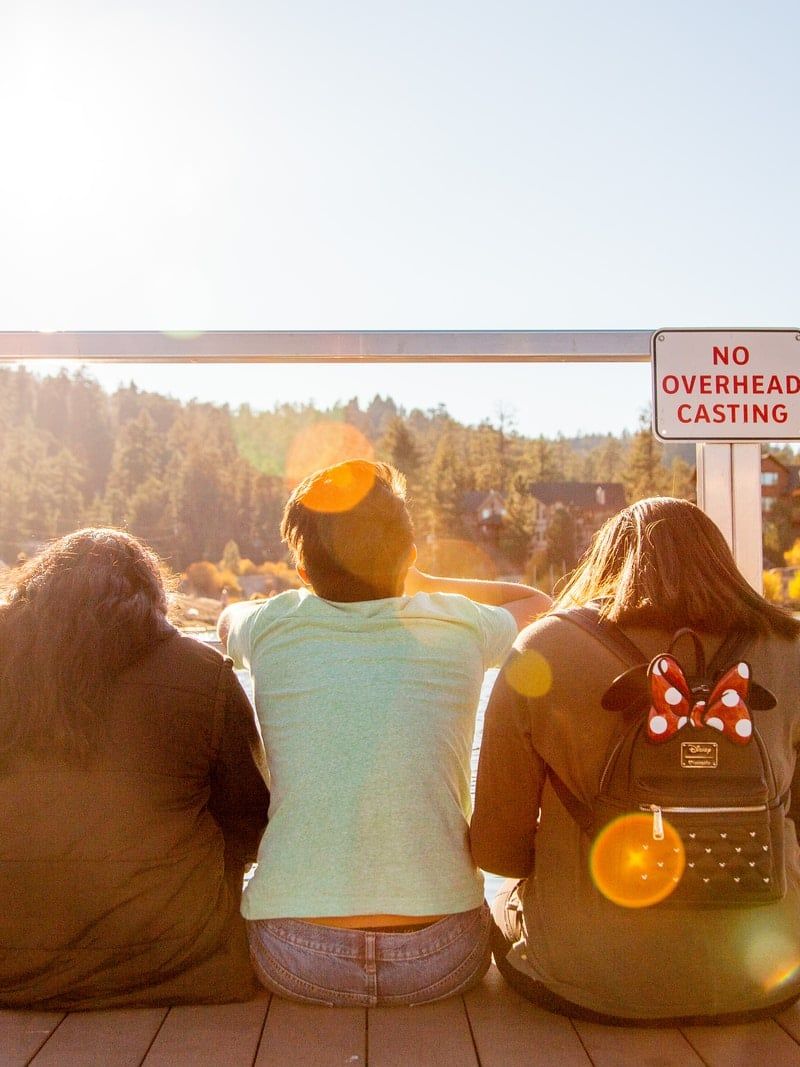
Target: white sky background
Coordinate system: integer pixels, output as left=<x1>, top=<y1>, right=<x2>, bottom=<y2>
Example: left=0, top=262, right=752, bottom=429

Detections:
left=1, top=1, right=797, bottom=438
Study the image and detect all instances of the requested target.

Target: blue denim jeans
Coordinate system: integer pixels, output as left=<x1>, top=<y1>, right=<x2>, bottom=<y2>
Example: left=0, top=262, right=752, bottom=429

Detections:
left=247, top=905, right=492, bottom=1006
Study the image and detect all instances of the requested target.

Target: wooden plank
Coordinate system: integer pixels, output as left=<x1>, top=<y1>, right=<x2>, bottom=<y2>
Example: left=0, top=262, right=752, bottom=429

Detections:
left=142, top=996, right=270, bottom=1067
left=368, top=997, right=478, bottom=1067
left=464, top=969, right=590, bottom=1067
left=0, top=1012, right=65, bottom=1067
left=572, top=1020, right=703, bottom=1067
left=29, top=1008, right=167, bottom=1067
left=255, top=999, right=365, bottom=1067
left=682, top=1019, right=800, bottom=1066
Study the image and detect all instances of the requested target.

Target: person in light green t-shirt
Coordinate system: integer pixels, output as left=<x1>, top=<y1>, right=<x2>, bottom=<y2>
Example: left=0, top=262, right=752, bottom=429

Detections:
left=219, top=459, right=549, bottom=1007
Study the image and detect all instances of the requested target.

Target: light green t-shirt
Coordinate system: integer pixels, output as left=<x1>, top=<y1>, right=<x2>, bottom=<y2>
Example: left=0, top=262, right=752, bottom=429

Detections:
left=226, top=588, right=516, bottom=919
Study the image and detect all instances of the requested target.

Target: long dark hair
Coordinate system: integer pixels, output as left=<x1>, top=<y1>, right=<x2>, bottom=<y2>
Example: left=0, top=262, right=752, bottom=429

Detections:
left=0, top=528, right=175, bottom=757
left=554, top=497, right=800, bottom=638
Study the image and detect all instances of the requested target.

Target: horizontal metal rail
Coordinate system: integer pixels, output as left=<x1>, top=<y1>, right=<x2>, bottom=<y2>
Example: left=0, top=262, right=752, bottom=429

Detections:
left=0, top=330, right=652, bottom=363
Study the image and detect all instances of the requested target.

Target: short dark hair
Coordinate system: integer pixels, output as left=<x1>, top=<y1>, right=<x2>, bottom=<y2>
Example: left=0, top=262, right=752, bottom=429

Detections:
left=554, top=496, right=800, bottom=638
left=281, top=460, right=414, bottom=602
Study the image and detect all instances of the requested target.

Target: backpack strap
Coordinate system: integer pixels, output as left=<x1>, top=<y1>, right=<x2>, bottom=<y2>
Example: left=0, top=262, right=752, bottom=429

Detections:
left=546, top=605, right=648, bottom=836
left=547, top=770, right=597, bottom=836
left=552, top=604, right=647, bottom=670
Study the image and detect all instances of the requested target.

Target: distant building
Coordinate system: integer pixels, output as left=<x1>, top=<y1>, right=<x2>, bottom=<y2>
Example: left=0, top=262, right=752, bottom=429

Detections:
left=761, top=454, right=800, bottom=528
left=461, top=490, right=507, bottom=542
left=528, top=482, right=626, bottom=556
left=459, top=481, right=626, bottom=561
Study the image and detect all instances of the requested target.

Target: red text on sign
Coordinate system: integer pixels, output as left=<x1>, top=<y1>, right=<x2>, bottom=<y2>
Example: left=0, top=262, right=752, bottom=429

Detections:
left=712, top=345, right=750, bottom=365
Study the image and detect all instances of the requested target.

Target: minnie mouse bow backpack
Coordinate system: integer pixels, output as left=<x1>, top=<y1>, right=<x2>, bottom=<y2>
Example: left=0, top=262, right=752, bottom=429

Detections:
left=548, top=606, right=787, bottom=907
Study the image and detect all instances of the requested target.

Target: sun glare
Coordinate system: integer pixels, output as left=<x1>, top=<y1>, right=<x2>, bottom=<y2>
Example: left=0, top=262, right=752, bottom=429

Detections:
left=505, top=649, right=553, bottom=699
left=590, top=814, right=686, bottom=909
left=284, top=422, right=374, bottom=492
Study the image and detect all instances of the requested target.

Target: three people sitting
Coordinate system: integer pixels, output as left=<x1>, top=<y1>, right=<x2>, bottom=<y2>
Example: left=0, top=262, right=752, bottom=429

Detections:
left=3, top=473, right=800, bottom=1024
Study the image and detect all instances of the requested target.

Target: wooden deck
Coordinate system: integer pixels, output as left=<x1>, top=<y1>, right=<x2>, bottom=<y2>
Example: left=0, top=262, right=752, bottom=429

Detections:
left=4, top=967, right=800, bottom=1067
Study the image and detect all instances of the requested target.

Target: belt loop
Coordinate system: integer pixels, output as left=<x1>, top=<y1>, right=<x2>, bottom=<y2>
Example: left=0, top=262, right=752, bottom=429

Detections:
left=364, top=931, right=378, bottom=1007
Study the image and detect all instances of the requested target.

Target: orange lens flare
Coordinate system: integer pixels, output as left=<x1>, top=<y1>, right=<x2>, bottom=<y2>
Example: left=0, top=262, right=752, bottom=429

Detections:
left=301, top=460, right=377, bottom=515
left=285, top=422, right=374, bottom=496
left=590, top=813, right=685, bottom=909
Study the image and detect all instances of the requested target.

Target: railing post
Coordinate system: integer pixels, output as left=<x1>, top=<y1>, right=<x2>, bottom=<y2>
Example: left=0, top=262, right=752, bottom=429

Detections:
left=696, top=442, right=763, bottom=592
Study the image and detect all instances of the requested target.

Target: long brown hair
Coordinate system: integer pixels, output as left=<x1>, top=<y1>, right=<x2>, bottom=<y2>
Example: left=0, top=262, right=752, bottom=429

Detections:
left=554, top=497, right=800, bottom=638
left=0, top=528, right=175, bottom=757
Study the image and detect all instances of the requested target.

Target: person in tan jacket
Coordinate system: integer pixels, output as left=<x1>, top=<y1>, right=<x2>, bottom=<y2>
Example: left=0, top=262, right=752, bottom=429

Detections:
left=472, top=497, right=800, bottom=1024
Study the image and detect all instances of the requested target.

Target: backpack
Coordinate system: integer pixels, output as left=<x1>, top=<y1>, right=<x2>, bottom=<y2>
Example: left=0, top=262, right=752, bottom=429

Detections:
left=549, top=605, right=787, bottom=908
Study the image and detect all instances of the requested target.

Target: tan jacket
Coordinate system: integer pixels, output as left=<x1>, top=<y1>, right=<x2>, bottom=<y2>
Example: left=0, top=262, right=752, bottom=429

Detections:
left=0, top=633, right=269, bottom=1009
left=472, top=612, right=800, bottom=1019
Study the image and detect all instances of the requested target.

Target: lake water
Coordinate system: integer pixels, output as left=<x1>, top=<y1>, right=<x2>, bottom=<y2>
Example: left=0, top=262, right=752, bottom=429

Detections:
left=232, top=660, right=504, bottom=902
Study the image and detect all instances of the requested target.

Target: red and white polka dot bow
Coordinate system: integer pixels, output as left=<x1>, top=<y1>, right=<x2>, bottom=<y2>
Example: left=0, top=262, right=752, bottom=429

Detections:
left=646, top=654, right=753, bottom=745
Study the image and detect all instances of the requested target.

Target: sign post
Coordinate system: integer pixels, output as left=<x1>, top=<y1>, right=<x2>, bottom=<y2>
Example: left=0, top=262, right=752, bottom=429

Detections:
left=652, top=329, right=800, bottom=592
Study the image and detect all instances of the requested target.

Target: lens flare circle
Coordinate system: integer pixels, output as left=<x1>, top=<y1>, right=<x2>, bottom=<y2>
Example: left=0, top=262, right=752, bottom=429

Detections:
left=505, top=649, right=553, bottom=699
left=590, top=813, right=685, bottom=909
left=301, top=459, right=377, bottom=514
left=285, top=422, right=374, bottom=493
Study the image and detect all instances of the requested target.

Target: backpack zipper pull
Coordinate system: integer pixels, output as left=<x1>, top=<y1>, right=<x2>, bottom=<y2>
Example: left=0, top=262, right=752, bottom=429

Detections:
left=649, top=805, right=664, bottom=841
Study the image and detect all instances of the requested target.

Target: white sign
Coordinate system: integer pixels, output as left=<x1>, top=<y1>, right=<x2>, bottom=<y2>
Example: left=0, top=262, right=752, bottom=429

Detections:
left=652, top=329, right=800, bottom=441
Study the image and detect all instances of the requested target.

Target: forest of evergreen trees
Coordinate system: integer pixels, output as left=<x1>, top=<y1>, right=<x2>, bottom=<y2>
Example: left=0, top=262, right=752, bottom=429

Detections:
left=0, top=366, right=697, bottom=575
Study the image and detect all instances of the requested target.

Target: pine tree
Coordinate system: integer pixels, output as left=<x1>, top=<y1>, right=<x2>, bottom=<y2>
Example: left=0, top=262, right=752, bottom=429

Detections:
left=127, top=477, right=172, bottom=550
left=428, top=432, right=474, bottom=539
left=666, top=456, right=695, bottom=501
left=622, top=412, right=669, bottom=502
left=221, top=540, right=242, bottom=575
left=589, top=435, right=626, bottom=483
left=106, top=410, right=164, bottom=500
left=545, top=505, right=577, bottom=571
left=526, top=436, right=561, bottom=481
left=46, top=449, right=87, bottom=535
left=499, top=472, right=536, bottom=568
left=380, top=417, right=421, bottom=484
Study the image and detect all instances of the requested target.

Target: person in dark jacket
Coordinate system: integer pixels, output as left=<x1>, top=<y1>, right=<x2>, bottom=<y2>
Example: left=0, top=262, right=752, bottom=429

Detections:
left=0, top=528, right=269, bottom=1009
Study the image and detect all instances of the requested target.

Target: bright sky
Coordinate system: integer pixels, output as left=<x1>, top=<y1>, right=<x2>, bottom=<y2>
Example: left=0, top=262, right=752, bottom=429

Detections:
left=2, top=1, right=797, bottom=437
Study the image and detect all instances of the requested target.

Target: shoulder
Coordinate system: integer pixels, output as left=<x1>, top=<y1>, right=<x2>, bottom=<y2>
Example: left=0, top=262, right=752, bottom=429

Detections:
left=510, top=611, right=643, bottom=692
left=405, top=593, right=515, bottom=665
left=745, top=630, right=800, bottom=686
left=121, top=631, right=229, bottom=690
left=404, top=591, right=510, bottom=626
left=515, top=611, right=586, bottom=652
left=227, top=589, right=309, bottom=633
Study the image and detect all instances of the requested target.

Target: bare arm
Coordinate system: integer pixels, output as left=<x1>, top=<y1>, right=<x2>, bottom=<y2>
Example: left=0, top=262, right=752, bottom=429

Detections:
left=217, top=606, right=233, bottom=653
left=404, top=566, right=551, bottom=632
left=217, top=603, right=254, bottom=654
